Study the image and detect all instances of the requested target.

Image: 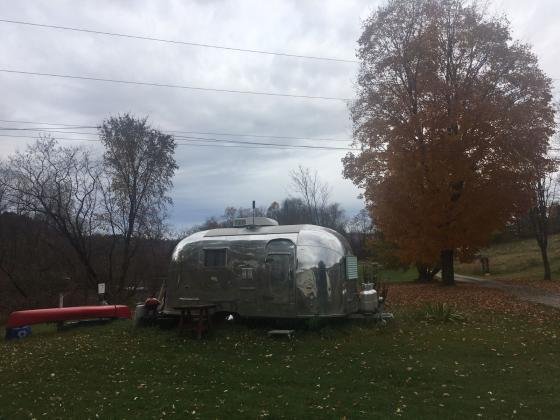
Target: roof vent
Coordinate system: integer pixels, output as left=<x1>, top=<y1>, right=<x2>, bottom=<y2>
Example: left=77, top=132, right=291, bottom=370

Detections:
left=233, top=217, right=278, bottom=227
left=233, top=218, right=247, bottom=227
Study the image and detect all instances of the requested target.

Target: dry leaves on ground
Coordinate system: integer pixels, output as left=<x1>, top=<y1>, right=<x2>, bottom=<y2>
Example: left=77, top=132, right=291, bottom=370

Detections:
left=386, top=282, right=560, bottom=322
left=497, top=278, right=560, bottom=294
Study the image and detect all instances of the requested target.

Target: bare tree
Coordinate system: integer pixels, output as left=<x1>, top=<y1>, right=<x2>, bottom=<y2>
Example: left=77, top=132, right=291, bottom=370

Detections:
left=2, top=137, right=102, bottom=291
left=289, top=165, right=332, bottom=225
left=0, top=212, right=75, bottom=305
left=266, top=201, right=281, bottom=221
left=222, top=206, right=238, bottom=227
left=347, top=209, right=373, bottom=236
left=347, top=209, right=374, bottom=257
left=0, top=213, right=31, bottom=299
left=529, top=174, right=558, bottom=280
left=267, top=198, right=309, bottom=225
left=321, top=202, right=346, bottom=232
left=221, top=206, right=266, bottom=226
left=98, top=114, right=177, bottom=295
left=0, top=162, right=10, bottom=214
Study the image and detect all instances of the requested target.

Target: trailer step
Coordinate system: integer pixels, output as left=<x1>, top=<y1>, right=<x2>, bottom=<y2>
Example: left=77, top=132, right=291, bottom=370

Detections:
left=267, top=329, right=295, bottom=339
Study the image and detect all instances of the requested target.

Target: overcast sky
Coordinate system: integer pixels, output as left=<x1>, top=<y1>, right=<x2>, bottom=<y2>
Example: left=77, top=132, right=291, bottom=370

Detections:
left=0, top=0, right=559, bottom=230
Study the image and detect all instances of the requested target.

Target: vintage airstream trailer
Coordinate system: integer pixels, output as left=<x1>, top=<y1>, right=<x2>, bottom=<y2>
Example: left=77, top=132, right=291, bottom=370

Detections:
left=162, top=217, right=369, bottom=319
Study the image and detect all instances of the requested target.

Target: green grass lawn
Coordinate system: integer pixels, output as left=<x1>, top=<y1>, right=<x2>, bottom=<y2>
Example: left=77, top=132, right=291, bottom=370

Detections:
left=456, top=234, right=560, bottom=281
left=359, top=262, right=417, bottom=284
left=377, top=268, right=418, bottom=283
left=2, top=311, right=560, bottom=419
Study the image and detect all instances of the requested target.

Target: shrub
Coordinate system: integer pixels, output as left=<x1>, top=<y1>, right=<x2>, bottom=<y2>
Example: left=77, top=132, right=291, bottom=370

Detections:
left=423, top=303, right=465, bottom=323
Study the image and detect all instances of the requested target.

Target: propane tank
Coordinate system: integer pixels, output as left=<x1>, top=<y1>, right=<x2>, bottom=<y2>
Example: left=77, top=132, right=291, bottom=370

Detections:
left=359, top=282, right=379, bottom=313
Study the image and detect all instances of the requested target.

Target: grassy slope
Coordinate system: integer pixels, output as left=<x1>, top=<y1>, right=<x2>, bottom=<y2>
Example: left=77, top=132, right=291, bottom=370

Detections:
left=377, top=268, right=418, bottom=283
left=359, top=263, right=418, bottom=284
left=2, top=313, right=560, bottom=419
left=456, top=234, right=560, bottom=281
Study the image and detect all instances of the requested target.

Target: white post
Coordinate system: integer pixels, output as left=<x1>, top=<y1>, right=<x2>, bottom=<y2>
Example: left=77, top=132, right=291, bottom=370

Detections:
left=97, top=283, right=106, bottom=304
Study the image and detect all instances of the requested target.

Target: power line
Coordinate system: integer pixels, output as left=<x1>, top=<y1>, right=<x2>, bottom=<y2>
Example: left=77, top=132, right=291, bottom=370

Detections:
left=166, top=129, right=351, bottom=142
left=0, top=127, right=354, bottom=149
left=0, top=119, right=354, bottom=142
left=0, top=133, right=291, bottom=150
left=0, top=132, right=355, bottom=151
left=0, top=127, right=95, bottom=134
left=171, top=134, right=354, bottom=150
left=0, top=68, right=351, bottom=101
left=0, top=127, right=354, bottom=145
left=0, top=133, right=97, bottom=143
left=0, top=133, right=281, bottom=150
left=0, top=119, right=91, bottom=128
left=0, top=18, right=358, bottom=64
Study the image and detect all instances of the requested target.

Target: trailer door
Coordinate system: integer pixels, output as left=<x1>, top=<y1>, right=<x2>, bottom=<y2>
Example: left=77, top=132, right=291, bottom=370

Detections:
left=265, top=240, right=296, bottom=306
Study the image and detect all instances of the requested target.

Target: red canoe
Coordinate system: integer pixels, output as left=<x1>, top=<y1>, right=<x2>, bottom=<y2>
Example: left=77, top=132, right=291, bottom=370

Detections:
left=6, top=305, right=131, bottom=328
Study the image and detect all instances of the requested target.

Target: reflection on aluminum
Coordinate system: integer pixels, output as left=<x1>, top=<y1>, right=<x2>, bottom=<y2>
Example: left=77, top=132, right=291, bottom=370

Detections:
left=164, top=224, right=360, bottom=318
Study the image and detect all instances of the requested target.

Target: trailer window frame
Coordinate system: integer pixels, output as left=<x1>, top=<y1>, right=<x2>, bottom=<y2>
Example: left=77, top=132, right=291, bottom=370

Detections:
left=265, top=239, right=297, bottom=266
left=203, top=248, right=228, bottom=267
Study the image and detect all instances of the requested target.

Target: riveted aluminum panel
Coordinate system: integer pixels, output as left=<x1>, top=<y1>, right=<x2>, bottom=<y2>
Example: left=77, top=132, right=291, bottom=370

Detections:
left=164, top=224, right=359, bottom=318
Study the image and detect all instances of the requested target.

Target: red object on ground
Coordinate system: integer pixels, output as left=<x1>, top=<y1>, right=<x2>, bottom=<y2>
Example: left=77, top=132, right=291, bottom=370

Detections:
left=6, top=305, right=131, bottom=328
left=145, top=297, right=160, bottom=307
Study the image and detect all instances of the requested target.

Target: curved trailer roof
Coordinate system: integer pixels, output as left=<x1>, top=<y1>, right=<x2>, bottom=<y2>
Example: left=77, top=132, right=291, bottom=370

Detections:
left=172, top=224, right=353, bottom=258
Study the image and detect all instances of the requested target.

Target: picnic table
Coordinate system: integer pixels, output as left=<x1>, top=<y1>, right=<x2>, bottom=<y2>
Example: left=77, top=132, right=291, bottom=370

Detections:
left=173, top=303, right=216, bottom=339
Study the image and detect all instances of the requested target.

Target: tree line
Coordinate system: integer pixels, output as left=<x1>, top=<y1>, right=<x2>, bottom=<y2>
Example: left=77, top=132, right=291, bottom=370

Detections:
left=180, top=165, right=375, bottom=259
left=185, top=166, right=354, bottom=234
left=0, top=114, right=177, bottom=314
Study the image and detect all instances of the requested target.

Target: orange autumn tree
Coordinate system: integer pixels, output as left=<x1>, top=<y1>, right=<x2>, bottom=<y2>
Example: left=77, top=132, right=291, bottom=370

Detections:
left=343, top=0, right=555, bottom=285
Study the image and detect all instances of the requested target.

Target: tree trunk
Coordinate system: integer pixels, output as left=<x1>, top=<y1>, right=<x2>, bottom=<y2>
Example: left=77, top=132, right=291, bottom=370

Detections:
left=529, top=176, right=553, bottom=281
left=440, top=249, right=455, bottom=286
left=416, top=264, right=430, bottom=283
left=539, top=244, right=552, bottom=281
left=416, top=263, right=440, bottom=283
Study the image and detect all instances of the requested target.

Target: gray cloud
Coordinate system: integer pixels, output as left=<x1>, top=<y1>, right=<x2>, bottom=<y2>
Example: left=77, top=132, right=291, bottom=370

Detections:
left=0, top=0, right=558, bottom=228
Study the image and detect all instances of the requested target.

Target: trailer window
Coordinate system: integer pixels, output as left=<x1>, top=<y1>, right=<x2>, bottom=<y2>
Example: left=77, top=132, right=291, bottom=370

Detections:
left=204, top=249, right=227, bottom=267
left=266, top=254, right=291, bottom=283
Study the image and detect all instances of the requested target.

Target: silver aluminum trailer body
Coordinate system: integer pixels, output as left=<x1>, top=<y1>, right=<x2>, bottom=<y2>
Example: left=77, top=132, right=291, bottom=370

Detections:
left=163, top=223, right=360, bottom=318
